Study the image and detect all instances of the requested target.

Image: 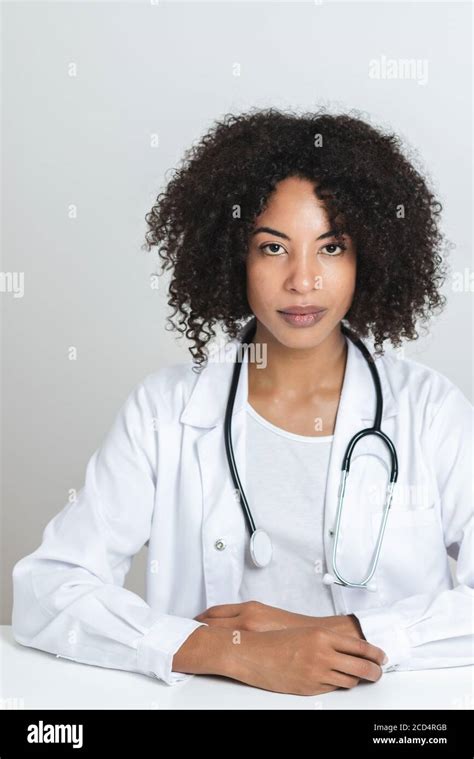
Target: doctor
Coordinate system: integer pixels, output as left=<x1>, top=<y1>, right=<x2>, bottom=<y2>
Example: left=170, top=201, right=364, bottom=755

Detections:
left=12, top=111, right=473, bottom=697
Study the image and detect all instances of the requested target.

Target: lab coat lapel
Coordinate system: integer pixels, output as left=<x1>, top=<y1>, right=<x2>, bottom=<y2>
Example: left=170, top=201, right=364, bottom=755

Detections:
left=187, top=341, right=249, bottom=608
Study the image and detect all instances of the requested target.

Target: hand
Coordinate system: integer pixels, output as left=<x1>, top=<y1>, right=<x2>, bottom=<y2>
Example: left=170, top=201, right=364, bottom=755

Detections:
left=223, top=626, right=386, bottom=696
left=195, top=600, right=364, bottom=638
left=318, top=612, right=366, bottom=639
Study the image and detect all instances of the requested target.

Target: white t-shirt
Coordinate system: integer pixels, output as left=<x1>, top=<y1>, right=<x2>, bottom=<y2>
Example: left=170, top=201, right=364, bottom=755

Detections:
left=239, top=402, right=337, bottom=618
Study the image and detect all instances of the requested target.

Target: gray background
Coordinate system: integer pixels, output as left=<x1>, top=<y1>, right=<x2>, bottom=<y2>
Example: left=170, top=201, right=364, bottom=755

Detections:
left=2, top=0, right=472, bottom=623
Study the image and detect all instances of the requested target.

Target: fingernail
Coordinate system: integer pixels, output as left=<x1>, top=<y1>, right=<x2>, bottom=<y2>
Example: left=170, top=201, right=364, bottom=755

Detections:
left=383, top=655, right=389, bottom=664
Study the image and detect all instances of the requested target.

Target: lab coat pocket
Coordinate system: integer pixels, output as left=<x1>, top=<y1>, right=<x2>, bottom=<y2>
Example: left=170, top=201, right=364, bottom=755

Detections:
left=373, top=506, right=440, bottom=528
left=370, top=505, right=448, bottom=603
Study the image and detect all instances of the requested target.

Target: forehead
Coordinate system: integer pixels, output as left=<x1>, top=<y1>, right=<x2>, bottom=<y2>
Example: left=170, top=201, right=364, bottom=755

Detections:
left=254, top=182, right=348, bottom=236
left=256, top=180, right=326, bottom=223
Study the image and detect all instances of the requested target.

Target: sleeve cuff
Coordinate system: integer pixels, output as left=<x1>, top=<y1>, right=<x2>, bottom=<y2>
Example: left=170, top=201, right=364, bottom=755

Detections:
left=136, top=615, right=208, bottom=685
left=353, top=606, right=412, bottom=672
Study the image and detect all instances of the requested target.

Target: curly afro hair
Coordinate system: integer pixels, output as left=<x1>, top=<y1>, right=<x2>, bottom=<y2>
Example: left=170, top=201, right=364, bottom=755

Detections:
left=142, top=106, right=447, bottom=370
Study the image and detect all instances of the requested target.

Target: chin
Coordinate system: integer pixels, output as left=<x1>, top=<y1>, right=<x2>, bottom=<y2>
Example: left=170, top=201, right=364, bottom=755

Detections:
left=264, top=320, right=330, bottom=350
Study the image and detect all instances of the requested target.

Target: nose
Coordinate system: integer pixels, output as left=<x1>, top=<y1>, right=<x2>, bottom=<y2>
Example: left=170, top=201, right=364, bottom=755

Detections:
left=284, top=250, right=321, bottom=294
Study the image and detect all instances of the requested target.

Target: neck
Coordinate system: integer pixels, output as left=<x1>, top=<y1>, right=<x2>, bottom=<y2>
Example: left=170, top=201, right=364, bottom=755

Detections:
left=248, top=321, right=347, bottom=401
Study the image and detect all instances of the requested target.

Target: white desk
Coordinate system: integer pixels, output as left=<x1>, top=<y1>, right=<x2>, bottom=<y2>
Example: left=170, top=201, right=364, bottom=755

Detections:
left=1, top=627, right=472, bottom=710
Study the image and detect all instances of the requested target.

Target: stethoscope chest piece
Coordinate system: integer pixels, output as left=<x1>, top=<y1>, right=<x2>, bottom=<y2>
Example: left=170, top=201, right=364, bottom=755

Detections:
left=250, top=529, right=273, bottom=568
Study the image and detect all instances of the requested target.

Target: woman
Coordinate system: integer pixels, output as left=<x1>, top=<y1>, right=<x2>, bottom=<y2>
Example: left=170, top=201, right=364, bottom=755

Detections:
left=12, top=108, right=473, bottom=697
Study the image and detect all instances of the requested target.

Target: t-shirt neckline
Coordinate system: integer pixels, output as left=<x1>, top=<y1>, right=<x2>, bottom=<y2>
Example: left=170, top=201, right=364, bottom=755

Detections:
left=246, top=401, right=335, bottom=443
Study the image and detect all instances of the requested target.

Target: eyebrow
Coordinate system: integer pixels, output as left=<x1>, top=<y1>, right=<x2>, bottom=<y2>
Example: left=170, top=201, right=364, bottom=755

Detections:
left=251, top=226, right=345, bottom=241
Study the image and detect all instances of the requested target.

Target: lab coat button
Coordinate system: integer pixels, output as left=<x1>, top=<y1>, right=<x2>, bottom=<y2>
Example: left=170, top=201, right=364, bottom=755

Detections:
left=328, top=528, right=335, bottom=537
left=214, top=539, right=226, bottom=551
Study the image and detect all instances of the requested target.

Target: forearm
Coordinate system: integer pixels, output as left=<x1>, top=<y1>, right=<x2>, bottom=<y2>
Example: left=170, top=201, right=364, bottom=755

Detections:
left=172, top=624, right=251, bottom=679
left=173, top=624, right=280, bottom=686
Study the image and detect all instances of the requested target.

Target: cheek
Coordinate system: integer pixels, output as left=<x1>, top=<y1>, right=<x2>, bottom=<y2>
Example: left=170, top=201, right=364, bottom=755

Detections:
left=246, top=258, right=272, bottom=301
left=320, top=256, right=356, bottom=302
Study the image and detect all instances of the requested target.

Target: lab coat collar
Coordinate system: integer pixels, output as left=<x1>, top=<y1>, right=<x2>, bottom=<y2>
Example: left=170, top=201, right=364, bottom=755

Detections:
left=180, top=330, right=398, bottom=429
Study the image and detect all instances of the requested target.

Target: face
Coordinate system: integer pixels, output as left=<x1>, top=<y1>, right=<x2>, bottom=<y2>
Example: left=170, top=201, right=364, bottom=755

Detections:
left=246, top=176, right=357, bottom=349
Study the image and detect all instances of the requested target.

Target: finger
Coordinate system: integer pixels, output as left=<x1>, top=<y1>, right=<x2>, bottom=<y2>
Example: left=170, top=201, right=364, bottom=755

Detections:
left=198, top=617, right=240, bottom=629
left=333, top=652, right=382, bottom=683
left=196, top=604, right=243, bottom=619
left=327, top=670, right=360, bottom=689
left=334, top=633, right=387, bottom=667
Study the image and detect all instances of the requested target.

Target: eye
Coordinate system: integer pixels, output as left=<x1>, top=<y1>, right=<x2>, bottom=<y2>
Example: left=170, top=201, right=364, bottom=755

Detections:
left=319, top=242, right=347, bottom=256
left=260, top=243, right=286, bottom=256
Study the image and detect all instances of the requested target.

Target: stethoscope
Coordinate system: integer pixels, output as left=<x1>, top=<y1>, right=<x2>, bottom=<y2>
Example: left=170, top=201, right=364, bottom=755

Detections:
left=224, top=317, right=399, bottom=591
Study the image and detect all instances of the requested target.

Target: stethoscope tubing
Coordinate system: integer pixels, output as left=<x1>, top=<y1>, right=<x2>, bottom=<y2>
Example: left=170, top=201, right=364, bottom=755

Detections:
left=224, top=316, right=399, bottom=587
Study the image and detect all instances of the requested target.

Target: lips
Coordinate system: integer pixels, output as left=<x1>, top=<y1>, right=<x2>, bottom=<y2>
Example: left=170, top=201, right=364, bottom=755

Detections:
left=277, top=307, right=328, bottom=328
left=277, top=306, right=326, bottom=315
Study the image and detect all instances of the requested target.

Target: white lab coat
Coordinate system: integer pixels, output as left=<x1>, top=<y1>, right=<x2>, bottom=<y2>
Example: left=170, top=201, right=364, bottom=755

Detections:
left=12, top=333, right=474, bottom=686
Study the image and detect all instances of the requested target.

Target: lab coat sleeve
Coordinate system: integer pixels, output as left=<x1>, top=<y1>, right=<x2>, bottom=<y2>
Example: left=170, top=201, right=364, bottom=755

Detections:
left=352, top=383, right=474, bottom=672
left=11, top=377, right=207, bottom=686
